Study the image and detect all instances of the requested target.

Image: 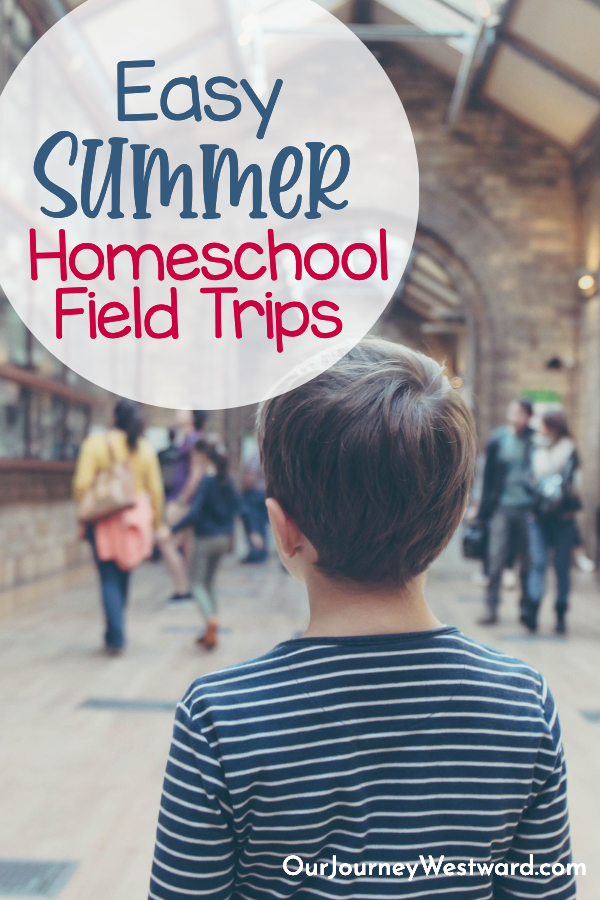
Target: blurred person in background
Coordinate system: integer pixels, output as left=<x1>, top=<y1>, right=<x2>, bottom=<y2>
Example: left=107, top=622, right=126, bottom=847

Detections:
left=240, top=431, right=269, bottom=564
left=73, top=399, right=163, bottom=656
left=465, top=453, right=519, bottom=589
left=170, top=437, right=239, bottom=651
left=160, top=411, right=209, bottom=604
left=169, top=410, right=209, bottom=508
left=572, top=525, right=595, bottom=573
left=477, top=398, right=535, bottom=626
left=522, top=411, right=583, bottom=635
left=156, top=425, right=192, bottom=603
left=158, top=429, right=180, bottom=501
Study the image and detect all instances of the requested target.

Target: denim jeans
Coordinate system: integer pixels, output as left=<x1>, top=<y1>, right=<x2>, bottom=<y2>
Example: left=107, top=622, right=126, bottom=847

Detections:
left=485, top=507, right=530, bottom=613
left=240, top=489, right=269, bottom=560
left=88, top=527, right=130, bottom=649
left=527, top=518, right=576, bottom=615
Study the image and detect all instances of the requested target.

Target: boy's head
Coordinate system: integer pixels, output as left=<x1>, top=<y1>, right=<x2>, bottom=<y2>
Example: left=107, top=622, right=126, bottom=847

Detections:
left=258, top=338, right=477, bottom=590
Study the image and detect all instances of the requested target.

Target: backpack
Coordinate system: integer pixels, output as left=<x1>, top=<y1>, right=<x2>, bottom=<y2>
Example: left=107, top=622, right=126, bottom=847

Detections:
left=530, top=452, right=581, bottom=519
left=462, top=521, right=488, bottom=562
left=77, top=435, right=136, bottom=523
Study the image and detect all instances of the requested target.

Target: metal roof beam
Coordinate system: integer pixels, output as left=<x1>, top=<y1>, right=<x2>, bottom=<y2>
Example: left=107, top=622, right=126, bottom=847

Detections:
left=433, top=0, right=478, bottom=21
left=448, top=17, right=491, bottom=130
left=263, top=24, right=469, bottom=40
left=374, top=0, right=477, bottom=23
left=468, top=0, right=516, bottom=99
left=352, top=24, right=469, bottom=39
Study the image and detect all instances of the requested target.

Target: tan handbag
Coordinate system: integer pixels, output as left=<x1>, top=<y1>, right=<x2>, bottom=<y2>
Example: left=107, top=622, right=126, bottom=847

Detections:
left=77, top=434, right=137, bottom=524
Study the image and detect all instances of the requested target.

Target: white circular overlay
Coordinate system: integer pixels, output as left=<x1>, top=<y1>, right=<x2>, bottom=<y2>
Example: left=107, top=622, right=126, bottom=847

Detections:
left=0, top=0, right=418, bottom=409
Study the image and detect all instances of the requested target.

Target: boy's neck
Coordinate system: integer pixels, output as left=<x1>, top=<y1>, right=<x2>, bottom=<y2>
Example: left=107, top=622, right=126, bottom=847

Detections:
left=302, top=572, right=443, bottom=639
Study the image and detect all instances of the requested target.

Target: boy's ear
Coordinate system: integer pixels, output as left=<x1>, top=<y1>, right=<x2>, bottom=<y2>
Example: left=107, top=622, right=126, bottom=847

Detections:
left=265, top=498, right=303, bottom=560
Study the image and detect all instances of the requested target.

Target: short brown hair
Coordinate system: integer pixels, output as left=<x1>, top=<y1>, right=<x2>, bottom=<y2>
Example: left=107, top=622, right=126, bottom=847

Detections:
left=258, top=339, right=477, bottom=588
left=542, top=410, right=570, bottom=440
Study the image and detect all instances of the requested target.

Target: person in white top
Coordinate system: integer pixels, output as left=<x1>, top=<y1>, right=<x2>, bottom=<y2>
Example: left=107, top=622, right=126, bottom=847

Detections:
left=523, top=411, right=582, bottom=635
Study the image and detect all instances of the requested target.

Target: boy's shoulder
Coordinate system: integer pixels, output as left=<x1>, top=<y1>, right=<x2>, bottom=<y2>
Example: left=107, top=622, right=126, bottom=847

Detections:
left=181, top=641, right=298, bottom=712
left=451, top=630, right=553, bottom=723
left=180, top=629, right=548, bottom=720
left=452, top=629, right=545, bottom=688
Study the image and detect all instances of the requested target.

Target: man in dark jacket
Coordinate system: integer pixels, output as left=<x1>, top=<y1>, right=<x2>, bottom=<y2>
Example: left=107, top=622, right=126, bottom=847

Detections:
left=478, top=398, right=535, bottom=625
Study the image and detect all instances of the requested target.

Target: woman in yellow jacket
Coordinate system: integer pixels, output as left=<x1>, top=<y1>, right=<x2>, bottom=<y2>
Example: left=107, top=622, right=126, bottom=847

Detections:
left=73, top=399, right=164, bottom=655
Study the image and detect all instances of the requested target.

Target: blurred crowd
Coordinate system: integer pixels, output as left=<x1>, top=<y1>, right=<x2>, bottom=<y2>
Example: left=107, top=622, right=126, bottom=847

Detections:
left=72, top=393, right=595, bottom=657
left=465, top=399, right=594, bottom=636
left=73, top=403, right=269, bottom=656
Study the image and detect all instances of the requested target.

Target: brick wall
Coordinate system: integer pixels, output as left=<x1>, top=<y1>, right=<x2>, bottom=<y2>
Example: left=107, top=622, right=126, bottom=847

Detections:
left=377, top=45, right=580, bottom=441
left=375, top=45, right=600, bottom=553
left=0, top=500, right=90, bottom=592
left=575, top=160, right=600, bottom=562
left=0, top=468, right=91, bottom=593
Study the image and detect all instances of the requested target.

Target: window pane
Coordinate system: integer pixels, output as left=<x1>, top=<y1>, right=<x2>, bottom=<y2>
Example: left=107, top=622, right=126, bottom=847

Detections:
left=29, top=392, right=69, bottom=460
left=0, top=295, right=29, bottom=367
left=0, top=379, right=27, bottom=458
left=65, top=403, right=90, bottom=460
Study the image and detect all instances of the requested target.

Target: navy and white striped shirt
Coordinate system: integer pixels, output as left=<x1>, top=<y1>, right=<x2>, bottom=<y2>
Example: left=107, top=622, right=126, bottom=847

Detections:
left=149, top=627, right=575, bottom=899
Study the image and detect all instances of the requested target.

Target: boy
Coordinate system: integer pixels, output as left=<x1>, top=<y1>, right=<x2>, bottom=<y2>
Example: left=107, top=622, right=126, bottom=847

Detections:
left=148, top=339, right=575, bottom=899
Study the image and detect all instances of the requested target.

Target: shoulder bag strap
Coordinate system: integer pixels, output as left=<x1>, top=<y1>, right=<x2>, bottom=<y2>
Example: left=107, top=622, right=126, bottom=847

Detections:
left=106, top=432, right=116, bottom=465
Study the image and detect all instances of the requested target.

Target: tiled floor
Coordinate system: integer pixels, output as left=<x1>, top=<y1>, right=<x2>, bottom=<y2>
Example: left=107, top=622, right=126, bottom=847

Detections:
left=0, top=540, right=598, bottom=898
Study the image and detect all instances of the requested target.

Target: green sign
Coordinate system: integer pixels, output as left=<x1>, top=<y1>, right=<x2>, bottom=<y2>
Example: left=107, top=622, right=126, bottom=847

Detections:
left=521, top=389, right=562, bottom=405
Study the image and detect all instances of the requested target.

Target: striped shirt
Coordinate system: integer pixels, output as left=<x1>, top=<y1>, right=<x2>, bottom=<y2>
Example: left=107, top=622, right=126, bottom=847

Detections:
left=149, top=626, right=575, bottom=899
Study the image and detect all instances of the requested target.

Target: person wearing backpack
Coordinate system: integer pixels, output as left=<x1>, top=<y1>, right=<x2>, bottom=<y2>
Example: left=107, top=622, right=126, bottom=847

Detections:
left=522, top=411, right=582, bottom=636
left=73, top=399, right=164, bottom=656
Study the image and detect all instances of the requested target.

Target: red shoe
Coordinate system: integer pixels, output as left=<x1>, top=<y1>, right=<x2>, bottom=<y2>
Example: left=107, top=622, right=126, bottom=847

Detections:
left=197, top=620, right=218, bottom=650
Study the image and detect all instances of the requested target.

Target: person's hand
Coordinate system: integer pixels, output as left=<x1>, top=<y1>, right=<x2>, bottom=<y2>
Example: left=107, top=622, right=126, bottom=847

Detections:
left=156, top=524, right=171, bottom=543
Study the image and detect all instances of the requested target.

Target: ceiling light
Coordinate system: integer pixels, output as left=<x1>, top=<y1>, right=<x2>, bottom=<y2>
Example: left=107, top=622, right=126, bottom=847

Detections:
left=577, top=272, right=598, bottom=296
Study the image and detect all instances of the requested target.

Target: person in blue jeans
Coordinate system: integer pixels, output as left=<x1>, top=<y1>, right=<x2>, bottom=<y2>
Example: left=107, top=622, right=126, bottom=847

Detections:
left=476, top=398, right=535, bottom=626
left=240, top=436, right=269, bottom=564
left=74, top=399, right=164, bottom=656
left=87, top=530, right=130, bottom=649
left=524, top=411, right=582, bottom=635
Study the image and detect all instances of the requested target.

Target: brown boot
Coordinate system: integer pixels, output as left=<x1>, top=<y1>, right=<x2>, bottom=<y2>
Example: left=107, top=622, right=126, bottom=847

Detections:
left=197, top=619, right=218, bottom=651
